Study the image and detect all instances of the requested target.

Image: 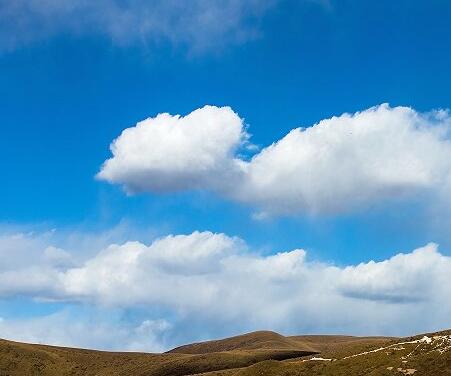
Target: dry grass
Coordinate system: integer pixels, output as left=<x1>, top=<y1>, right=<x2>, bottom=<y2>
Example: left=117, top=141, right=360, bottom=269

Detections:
left=168, top=330, right=317, bottom=354
left=1, top=329, right=450, bottom=375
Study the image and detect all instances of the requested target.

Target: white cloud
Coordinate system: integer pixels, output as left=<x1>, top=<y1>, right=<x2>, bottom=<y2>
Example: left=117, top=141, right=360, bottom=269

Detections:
left=0, top=223, right=160, bottom=298
left=62, top=238, right=450, bottom=336
left=0, top=0, right=276, bottom=53
left=97, top=105, right=248, bottom=193
left=1, top=229, right=451, bottom=349
left=43, top=246, right=74, bottom=268
left=0, top=231, right=65, bottom=297
left=0, top=309, right=171, bottom=352
left=237, top=104, right=451, bottom=215
left=99, top=104, right=451, bottom=216
left=62, top=231, right=244, bottom=307
left=338, top=243, right=451, bottom=303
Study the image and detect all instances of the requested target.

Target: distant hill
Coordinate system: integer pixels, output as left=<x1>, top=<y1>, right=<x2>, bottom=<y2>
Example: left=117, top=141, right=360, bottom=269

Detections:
left=167, top=330, right=317, bottom=354
left=1, top=329, right=450, bottom=375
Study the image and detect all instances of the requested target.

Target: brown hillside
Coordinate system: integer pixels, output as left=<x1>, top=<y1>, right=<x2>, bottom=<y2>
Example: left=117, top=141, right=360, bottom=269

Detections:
left=167, top=330, right=317, bottom=354
left=1, top=329, right=450, bottom=375
left=289, top=334, right=395, bottom=354
left=0, top=332, right=317, bottom=376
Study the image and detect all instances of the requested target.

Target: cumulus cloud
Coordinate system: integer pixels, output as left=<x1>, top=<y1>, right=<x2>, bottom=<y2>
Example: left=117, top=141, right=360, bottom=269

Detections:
left=338, top=244, right=451, bottom=303
left=59, top=238, right=451, bottom=335
left=0, top=0, right=276, bottom=52
left=237, top=104, right=451, bottom=215
left=98, top=104, right=451, bottom=216
left=97, top=106, right=248, bottom=193
left=1, top=229, right=451, bottom=350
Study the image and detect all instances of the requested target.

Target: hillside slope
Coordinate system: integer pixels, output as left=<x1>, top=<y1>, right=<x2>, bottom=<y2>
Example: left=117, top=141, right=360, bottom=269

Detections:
left=233, top=330, right=451, bottom=376
left=0, top=330, right=450, bottom=375
left=167, top=330, right=317, bottom=354
left=0, top=331, right=317, bottom=376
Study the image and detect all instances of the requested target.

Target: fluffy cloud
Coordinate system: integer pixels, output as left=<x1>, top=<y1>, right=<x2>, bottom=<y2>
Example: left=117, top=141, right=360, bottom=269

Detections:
left=0, top=0, right=276, bottom=52
left=98, top=106, right=248, bottom=193
left=59, top=238, right=451, bottom=334
left=338, top=244, right=451, bottom=303
left=237, top=104, right=451, bottom=215
left=62, top=231, right=243, bottom=307
left=1, top=229, right=451, bottom=350
left=99, top=104, right=451, bottom=216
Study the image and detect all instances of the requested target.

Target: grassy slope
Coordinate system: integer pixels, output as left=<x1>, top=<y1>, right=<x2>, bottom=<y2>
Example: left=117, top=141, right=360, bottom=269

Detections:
left=0, top=331, right=317, bottom=376
left=235, top=330, right=451, bottom=376
left=167, top=330, right=318, bottom=354
left=1, top=330, right=450, bottom=375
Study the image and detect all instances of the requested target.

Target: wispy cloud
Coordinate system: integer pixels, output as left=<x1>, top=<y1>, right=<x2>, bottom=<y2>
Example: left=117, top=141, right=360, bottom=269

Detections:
left=0, top=0, right=277, bottom=53
left=0, top=307, right=171, bottom=352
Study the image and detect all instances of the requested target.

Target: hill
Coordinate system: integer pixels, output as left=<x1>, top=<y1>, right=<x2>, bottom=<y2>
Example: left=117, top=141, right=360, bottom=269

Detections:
left=0, top=329, right=450, bottom=375
left=167, top=330, right=317, bottom=354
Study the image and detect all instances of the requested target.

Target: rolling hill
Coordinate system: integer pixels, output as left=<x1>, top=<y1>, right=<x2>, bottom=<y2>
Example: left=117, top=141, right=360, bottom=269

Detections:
left=0, top=329, right=450, bottom=375
left=167, top=330, right=317, bottom=354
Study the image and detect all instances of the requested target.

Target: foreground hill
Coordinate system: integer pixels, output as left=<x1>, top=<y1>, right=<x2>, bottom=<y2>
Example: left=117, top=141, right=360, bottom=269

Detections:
left=0, top=329, right=450, bottom=375
left=0, top=331, right=316, bottom=376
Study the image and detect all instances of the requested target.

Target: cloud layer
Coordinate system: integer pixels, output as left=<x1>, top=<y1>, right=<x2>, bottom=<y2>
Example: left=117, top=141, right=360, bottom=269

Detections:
left=99, top=104, right=451, bottom=216
left=0, top=0, right=275, bottom=52
left=1, top=229, right=450, bottom=350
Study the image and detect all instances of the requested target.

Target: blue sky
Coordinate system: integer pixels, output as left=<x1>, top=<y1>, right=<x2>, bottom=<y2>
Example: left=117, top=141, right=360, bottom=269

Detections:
left=1, top=0, right=451, bottom=351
